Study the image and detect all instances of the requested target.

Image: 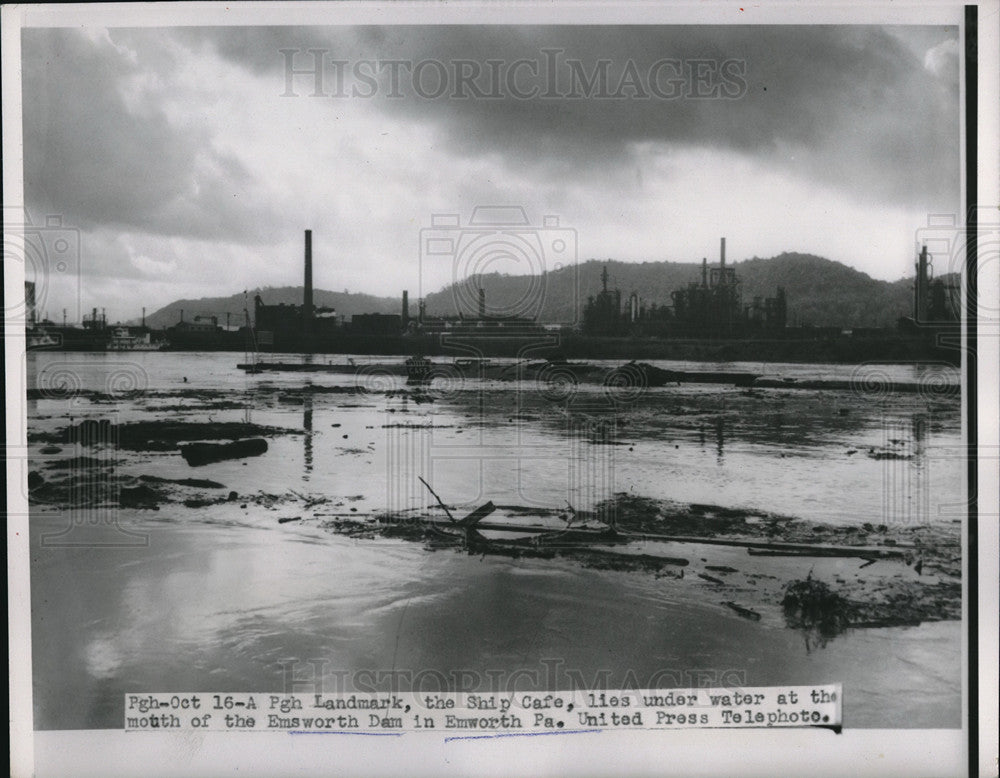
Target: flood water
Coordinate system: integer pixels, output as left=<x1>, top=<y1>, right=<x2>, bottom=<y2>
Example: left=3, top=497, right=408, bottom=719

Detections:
left=23, top=352, right=964, bottom=730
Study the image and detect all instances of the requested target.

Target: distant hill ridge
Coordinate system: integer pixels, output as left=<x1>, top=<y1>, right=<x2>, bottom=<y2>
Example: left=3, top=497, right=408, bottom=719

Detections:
left=140, top=254, right=943, bottom=330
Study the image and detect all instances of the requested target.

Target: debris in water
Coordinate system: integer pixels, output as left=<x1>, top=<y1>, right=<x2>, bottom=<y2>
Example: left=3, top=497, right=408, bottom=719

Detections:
left=119, top=484, right=165, bottom=508
left=181, top=438, right=268, bottom=466
left=139, top=475, right=227, bottom=489
left=781, top=576, right=852, bottom=638
left=724, top=601, right=761, bottom=621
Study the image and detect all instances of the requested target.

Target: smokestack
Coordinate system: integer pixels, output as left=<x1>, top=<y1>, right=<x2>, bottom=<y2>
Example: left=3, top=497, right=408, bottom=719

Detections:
left=915, top=244, right=929, bottom=322
left=720, top=237, right=726, bottom=269
left=701, top=258, right=708, bottom=287
left=142, top=307, right=146, bottom=328
left=478, top=287, right=486, bottom=319
left=303, top=229, right=313, bottom=320
left=402, top=290, right=409, bottom=324
left=418, top=299, right=426, bottom=323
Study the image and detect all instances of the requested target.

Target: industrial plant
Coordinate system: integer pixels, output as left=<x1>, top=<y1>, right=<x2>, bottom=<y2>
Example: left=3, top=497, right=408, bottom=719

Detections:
left=583, top=238, right=787, bottom=338
left=23, top=228, right=960, bottom=362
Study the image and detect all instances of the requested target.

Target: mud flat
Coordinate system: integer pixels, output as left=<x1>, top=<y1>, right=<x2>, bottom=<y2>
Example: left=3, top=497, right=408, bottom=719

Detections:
left=25, top=351, right=966, bottom=732
left=27, top=373, right=962, bottom=646
left=296, top=490, right=961, bottom=644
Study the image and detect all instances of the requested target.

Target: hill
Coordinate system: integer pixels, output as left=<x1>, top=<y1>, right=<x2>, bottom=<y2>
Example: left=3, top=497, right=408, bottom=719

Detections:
left=423, top=253, right=923, bottom=328
left=140, top=286, right=399, bottom=329
left=140, top=254, right=940, bottom=330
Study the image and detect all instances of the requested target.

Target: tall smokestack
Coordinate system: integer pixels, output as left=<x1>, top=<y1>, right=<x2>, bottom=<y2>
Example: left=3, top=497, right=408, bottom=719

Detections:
left=915, top=244, right=929, bottom=322
left=701, top=258, right=708, bottom=287
left=478, top=287, right=486, bottom=319
left=402, top=290, right=409, bottom=325
left=720, top=237, right=726, bottom=269
left=304, top=230, right=313, bottom=319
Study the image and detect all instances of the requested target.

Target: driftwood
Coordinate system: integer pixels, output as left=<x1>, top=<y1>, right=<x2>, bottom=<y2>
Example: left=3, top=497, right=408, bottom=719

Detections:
left=745, top=545, right=902, bottom=560
left=418, top=476, right=457, bottom=523
left=724, top=601, right=762, bottom=621
left=390, top=486, right=911, bottom=562
left=417, top=477, right=498, bottom=546
left=410, top=516, right=909, bottom=559
left=458, top=501, right=497, bottom=527
left=180, top=438, right=267, bottom=466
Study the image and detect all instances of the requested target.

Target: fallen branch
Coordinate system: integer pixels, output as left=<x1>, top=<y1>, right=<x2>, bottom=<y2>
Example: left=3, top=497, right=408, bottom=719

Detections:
left=418, top=476, right=457, bottom=524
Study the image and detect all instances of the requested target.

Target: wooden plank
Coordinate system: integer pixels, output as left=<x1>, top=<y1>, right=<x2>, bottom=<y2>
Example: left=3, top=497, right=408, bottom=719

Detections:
left=459, top=501, right=496, bottom=527
left=408, top=517, right=911, bottom=557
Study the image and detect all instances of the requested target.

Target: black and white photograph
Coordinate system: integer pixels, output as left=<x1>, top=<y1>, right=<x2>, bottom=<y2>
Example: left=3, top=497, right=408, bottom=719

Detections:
left=5, top=2, right=998, bottom=776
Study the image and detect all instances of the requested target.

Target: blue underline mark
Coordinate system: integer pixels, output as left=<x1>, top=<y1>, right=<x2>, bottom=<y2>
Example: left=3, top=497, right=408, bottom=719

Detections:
left=445, top=729, right=603, bottom=743
left=289, top=730, right=404, bottom=736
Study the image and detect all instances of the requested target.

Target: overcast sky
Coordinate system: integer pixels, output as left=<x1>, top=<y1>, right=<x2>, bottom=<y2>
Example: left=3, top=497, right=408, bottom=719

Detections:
left=20, top=24, right=960, bottom=323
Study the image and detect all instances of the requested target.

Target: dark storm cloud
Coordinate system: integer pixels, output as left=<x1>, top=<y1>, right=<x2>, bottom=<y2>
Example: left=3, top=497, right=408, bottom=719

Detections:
left=22, top=28, right=280, bottom=243
left=194, top=24, right=960, bottom=209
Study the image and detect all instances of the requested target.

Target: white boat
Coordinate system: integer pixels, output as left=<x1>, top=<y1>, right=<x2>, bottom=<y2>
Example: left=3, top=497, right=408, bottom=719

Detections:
left=107, top=327, right=160, bottom=351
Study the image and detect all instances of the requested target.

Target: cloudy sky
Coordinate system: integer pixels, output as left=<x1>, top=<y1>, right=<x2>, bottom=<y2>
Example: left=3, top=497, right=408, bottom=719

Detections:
left=20, top=23, right=960, bottom=323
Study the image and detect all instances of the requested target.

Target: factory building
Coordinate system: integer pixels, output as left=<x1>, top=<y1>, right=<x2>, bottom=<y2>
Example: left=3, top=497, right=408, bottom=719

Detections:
left=583, top=238, right=787, bottom=338
left=252, top=230, right=340, bottom=350
left=407, top=285, right=547, bottom=338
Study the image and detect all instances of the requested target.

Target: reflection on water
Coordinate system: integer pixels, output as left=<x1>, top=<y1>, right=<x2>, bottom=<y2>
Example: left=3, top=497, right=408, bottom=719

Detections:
left=303, top=393, right=313, bottom=481
left=30, top=512, right=961, bottom=731
left=24, top=352, right=964, bottom=731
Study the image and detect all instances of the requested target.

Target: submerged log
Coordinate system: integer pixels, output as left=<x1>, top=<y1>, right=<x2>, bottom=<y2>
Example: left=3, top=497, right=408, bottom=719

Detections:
left=181, top=438, right=268, bottom=466
left=745, top=545, right=900, bottom=560
left=724, top=601, right=762, bottom=621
